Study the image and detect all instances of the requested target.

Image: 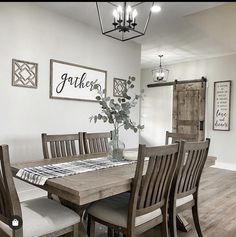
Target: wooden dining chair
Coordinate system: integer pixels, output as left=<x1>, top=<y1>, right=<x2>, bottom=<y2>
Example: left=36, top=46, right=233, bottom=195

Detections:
left=169, top=138, right=210, bottom=237
left=83, top=132, right=112, bottom=154
left=0, top=144, right=80, bottom=237
left=41, top=133, right=84, bottom=159
left=165, top=131, right=198, bottom=145
left=41, top=132, right=85, bottom=208
left=87, top=142, right=183, bottom=237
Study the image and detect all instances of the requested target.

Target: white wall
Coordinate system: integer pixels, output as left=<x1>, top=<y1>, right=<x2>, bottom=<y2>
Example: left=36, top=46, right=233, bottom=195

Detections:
left=140, top=69, right=172, bottom=146
left=140, top=54, right=236, bottom=166
left=0, top=3, right=141, bottom=196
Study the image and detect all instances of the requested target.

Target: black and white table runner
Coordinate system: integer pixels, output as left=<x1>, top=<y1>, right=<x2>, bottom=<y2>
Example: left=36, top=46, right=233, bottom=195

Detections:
left=16, top=157, right=136, bottom=185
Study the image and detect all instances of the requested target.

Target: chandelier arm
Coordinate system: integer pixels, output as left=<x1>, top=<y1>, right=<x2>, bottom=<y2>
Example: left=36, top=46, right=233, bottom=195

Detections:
left=103, top=28, right=119, bottom=34
left=122, top=33, right=145, bottom=41
left=103, top=32, right=145, bottom=42
left=102, top=33, right=124, bottom=42
left=103, top=27, right=144, bottom=36
left=142, top=2, right=155, bottom=35
left=96, top=2, right=105, bottom=34
left=128, top=28, right=145, bottom=35
left=107, top=2, right=119, bottom=7
left=131, top=2, right=145, bottom=8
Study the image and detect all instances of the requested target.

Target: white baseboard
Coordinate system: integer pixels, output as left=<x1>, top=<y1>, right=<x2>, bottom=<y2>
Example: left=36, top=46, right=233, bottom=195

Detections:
left=18, top=188, right=47, bottom=202
left=212, top=161, right=236, bottom=171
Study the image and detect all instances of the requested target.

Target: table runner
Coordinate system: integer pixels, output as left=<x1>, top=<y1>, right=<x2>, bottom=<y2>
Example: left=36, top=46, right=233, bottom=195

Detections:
left=16, top=157, right=136, bottom=186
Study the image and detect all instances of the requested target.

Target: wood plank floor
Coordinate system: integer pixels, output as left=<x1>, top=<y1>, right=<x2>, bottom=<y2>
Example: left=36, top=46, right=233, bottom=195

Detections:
left=95, top=167, right=236, bottom=237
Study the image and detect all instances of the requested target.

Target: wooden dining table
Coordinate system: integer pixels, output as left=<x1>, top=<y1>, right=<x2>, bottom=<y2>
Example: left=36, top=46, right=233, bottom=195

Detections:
left=11, top=152, right=216, bottom=236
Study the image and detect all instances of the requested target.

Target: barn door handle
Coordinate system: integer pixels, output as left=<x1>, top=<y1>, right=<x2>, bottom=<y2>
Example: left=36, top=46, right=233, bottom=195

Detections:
left=199, top=121, right=204, bottom=131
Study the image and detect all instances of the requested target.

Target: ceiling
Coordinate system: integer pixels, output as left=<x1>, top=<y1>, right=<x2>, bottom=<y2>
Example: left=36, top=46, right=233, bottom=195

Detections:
left=35, top=2, right=235, bottom=68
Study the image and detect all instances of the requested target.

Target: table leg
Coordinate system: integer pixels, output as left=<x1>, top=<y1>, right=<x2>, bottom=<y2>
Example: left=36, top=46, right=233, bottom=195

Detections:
left=59, top=198, right=89, bottom=237
left=176, top=213, right=192, bottom=232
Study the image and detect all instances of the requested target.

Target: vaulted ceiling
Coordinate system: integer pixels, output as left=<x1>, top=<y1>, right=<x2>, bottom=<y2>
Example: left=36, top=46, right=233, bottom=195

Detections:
left=36, top=2, right=234, bottom=68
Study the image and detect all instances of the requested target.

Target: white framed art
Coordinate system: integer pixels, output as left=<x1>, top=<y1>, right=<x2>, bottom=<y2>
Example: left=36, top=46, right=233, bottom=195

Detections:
left=50, top=59, right=107, bottom=102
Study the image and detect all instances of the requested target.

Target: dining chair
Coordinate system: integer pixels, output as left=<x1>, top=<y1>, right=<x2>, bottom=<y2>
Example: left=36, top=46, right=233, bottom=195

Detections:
left=41, top=132, right=85, bottom=210
left=0, top=144, right=80, bottom=237
left=87, top=142, right=183, bottom=237
left=83, top=132, right=112, bottom=154
left=165, top=131, right=198, bottom=145
left=169, top=138, right=210, bottom=237
left=41, top=133, right=84, bottom=159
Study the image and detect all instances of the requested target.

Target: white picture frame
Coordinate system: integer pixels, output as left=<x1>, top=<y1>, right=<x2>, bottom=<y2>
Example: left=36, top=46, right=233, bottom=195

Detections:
left=213, top=80, right=231, bottom=131
left=50, top=59, right=107, bottom=102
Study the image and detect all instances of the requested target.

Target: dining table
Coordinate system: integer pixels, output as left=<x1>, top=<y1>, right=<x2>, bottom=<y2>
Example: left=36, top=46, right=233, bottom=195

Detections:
left=11, top=150, right=216, bottom=236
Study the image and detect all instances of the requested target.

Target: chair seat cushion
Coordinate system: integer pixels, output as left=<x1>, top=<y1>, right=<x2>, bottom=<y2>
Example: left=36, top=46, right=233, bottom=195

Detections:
left=87, top=192, right=161, bottom=228
left=176, top=194, right=193, bottom=207
left=0, top=197, right=80, bottom=237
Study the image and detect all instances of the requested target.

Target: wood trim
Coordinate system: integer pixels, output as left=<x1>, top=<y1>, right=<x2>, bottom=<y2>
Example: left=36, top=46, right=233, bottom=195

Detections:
left=12, top=59, right=38, bottom=89
left=147, top=77, right=207, bottom=88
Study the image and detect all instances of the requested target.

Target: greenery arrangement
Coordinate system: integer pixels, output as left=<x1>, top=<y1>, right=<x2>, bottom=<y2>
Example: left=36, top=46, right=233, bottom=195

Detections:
left=89, top=76, right=144, bottom=133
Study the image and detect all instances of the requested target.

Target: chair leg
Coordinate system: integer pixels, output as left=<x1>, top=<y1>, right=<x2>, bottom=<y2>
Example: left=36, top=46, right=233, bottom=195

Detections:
left=160, top=206, right=169, bottom=237
left=168, top=198, right=177, bottom=237
left=108, top=227, right=114, bottom=237
left=64, top=224, right=79, bottom=237
left=73, top=223, right=79, bottom=237
left=87, top=215, right=96, bottom=237
left=192, top=203, right=203, bottom=237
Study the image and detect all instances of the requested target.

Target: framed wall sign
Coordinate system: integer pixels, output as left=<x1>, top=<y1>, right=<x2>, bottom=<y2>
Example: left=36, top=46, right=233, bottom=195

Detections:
left=113, top=78, right=127, bottom=97
left=50, top=59, right=107, bottom=102
left=12, top=59, right=38, bottom=88
left=213, top=80, right=231, bottom=131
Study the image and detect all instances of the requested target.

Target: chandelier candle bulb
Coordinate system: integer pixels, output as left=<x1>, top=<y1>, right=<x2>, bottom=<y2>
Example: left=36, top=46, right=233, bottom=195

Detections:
left=151, top=5, right=162, bottom=13
left=113, top=9, right=118, bottom=20
left=126, top=5, right=132, bottom=21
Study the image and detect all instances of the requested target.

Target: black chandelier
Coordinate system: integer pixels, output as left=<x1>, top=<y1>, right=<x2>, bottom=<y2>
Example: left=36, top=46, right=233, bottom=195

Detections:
left=96, top=2, right=161, bottom=42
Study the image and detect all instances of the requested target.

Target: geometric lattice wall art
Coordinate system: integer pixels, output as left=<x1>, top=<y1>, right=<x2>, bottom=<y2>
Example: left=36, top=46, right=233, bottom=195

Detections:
left=12, top=59, right=38, bottom=88
left=113, top=78, right=127, bottom=97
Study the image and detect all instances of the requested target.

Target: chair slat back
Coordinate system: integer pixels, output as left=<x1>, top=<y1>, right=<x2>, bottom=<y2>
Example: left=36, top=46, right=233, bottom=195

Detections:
left=83, top=132, right=111, bottom=154
left=129, top=143, right=182, bottom=220
left=165, top=131, right=197, bottom=145
left=176, top=139, right=210, bottom=197
left=41, top=133, right=84, bottom=159
left=0, top=145, right=22, bottom=229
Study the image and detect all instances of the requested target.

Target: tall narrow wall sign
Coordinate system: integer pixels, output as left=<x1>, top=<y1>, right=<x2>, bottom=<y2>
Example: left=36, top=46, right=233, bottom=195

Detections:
left=213, top=80, right=231, bottom=131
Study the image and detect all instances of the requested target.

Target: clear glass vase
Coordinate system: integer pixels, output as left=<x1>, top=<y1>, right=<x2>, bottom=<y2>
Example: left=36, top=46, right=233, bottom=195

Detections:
left=108, top=129, right=125, bottom=161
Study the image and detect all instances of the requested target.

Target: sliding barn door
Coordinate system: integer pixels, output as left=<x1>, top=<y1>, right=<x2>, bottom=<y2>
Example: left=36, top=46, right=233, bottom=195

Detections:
left=172, top=81, right=206, bottom=141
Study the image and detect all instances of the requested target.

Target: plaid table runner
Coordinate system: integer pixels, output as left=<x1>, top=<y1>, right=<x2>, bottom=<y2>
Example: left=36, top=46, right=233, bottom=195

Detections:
left=16, top=157, right=136, bottom=186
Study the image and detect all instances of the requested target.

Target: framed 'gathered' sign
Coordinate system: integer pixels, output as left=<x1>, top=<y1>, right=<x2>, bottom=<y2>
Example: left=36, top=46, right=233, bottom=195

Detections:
left=213, top=80, right=231, bottom=131
left=50, top=59, right=107, bottom=102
